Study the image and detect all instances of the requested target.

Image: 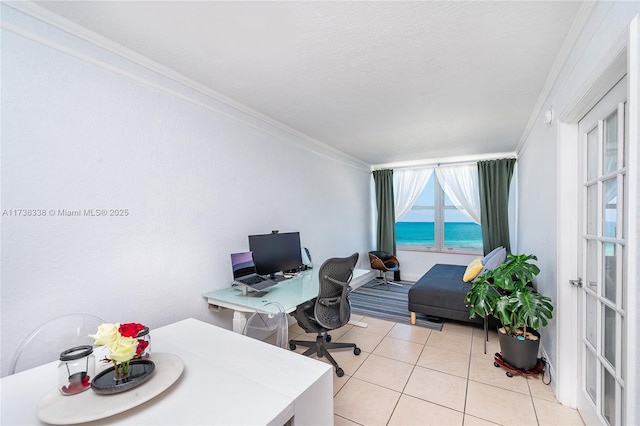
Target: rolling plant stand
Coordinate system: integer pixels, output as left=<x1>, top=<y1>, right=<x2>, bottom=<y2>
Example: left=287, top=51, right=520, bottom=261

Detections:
left=493, top=353, right=549, bottom=383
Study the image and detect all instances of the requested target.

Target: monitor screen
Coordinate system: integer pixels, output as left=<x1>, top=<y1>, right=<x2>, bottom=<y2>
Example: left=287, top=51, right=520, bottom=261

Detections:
left=248, top=232, right=303, bottom=277
left=230, top=251, right=257, bottom=280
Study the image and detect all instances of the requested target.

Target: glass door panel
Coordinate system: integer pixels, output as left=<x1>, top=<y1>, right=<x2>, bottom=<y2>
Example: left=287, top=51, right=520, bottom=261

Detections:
left=603, top=113, right=618, bottom=175
left=603, top=243, right=617, bottom=302
left=603, top=305, right=616, bottom=368
left=603, top=178, right=617, bottom=237
left=577, top=77, right=626, bottom=426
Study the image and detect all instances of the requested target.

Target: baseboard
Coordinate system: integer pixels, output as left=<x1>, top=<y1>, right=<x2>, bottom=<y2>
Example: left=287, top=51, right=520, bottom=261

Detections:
left=539, top=344, right=558, bottom=399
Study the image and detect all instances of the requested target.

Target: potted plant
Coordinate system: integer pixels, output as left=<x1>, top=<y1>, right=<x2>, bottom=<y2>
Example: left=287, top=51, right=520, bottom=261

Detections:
left=465, top=253, right=553, bottom=370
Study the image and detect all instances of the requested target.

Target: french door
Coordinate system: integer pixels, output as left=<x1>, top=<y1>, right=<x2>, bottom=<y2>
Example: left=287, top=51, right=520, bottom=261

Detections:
left=577, top=77, right=627, bottom=426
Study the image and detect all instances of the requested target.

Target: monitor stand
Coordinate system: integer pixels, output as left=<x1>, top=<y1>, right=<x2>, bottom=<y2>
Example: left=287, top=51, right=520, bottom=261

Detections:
left=238, top=285, right=267, bottom=298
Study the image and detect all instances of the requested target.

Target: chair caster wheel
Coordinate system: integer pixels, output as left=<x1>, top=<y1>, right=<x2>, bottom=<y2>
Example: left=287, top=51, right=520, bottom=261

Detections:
left=506, top=371, right=514, bottom=377
left=354, top=347, right=361, bottom=355
left=325, top=334, right=332, bottom=342
left=289, top=343, right=296, bottom=351
left=494, top=362, right=500, bottom=368
left=336, top=368, right=344, bottom=377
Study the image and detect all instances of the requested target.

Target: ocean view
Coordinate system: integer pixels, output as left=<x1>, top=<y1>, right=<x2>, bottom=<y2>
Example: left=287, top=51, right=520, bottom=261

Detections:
left=396, top=222, right=482, bottom=249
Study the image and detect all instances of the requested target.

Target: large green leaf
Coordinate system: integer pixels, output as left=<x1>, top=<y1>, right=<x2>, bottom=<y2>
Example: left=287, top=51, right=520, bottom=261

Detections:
left=493, top=295, right=514, bottom=326
left=508, top=288, right=553, bottom=330
left=465, top=279, right=499, bottom=319
left=491, top=254, right=540, bottom=291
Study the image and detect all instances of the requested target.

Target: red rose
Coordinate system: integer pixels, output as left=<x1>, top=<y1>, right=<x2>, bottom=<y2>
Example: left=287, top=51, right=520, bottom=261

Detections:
left=136, top=339, right=149, bottom=354
left=119, top=322, right=145, bottom=338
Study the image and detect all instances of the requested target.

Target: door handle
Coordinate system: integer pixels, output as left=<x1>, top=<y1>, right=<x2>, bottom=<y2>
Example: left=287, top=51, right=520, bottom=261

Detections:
left=569, top=278, right=583, bottom=287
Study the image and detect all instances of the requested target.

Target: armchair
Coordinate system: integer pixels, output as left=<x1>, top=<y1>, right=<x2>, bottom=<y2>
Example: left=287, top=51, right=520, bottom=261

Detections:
left=368, top=250, right=402, bottom=288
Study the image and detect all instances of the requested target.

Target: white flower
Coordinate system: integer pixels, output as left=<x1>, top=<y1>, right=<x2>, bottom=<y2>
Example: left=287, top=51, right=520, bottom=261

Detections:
left=108, top=335, right=138, bottom=362
left=89, top=323, right=120, bottom=346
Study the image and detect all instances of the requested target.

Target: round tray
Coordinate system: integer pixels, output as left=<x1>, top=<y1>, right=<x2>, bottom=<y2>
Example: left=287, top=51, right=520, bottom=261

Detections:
left=91, top=359, right=155, bottom=395
left=36, top=353, right=184, bottom=425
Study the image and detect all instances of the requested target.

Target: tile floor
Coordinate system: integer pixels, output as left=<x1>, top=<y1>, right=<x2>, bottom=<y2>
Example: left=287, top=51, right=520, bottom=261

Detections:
left=282, top=315, right=585, bottom=426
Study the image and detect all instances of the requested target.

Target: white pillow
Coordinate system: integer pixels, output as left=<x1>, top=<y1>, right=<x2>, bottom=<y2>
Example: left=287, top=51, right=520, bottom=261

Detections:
left=482, top=246, right=504, bottom=265
left=482, top=247, right=507, bottom=272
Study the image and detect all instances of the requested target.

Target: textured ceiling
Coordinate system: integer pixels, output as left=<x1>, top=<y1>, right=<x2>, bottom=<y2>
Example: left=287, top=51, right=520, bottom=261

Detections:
left=33, top=1, right=585, bottom=166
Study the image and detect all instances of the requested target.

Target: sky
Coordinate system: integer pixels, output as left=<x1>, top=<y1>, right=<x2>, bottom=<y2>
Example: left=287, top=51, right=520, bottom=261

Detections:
left=398, top=175, right=476, bottom=223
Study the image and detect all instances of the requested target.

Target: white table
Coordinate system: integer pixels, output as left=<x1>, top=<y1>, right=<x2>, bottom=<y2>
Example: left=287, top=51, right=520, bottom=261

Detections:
left=0, top=318, right=333, bottom=425
left=203, top=268, right=369, bottom=333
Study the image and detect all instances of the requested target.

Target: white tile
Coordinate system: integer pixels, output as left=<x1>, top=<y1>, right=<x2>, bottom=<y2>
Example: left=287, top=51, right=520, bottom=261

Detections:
left=427, top=330, right=472, bottom=354
left=465, top=381, right=537, bottom=426
left=337, top=327, right=386, bottom=353
left=404, top=366, right=467, bottom=412
left=527, top=375, right=557, bottom=402
left=389, top=394, right=464, bottom=426
left=442, top=321, right=475, bottom=337
left=334, top=377, right=401, bottom=426
left=533, top=397, right=585, bottom=425
left=387, top=322, right=431, bottom=344
left=357, top=316, right=395, bottom=336
left=373, top=336, right=424, bottom=364
left=417, top=346, right=470, bottom=378
left=353, top=353, right=413, bottom=392
left=327, top=316, right=572, bottom=425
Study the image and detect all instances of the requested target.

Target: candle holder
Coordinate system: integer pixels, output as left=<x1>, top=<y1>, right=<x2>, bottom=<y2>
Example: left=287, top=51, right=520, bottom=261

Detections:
left=136, top=326, right=150, bottom=359
left=58, top=345, right=94, bottom=395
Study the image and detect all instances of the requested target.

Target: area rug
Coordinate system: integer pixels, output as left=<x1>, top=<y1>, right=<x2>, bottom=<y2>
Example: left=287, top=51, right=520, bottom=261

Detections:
left=350, top=279, right=444, bottom=331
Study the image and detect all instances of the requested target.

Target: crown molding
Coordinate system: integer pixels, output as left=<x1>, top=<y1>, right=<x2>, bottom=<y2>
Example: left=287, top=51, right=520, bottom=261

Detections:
left=2, top=1, right=370, bottom=173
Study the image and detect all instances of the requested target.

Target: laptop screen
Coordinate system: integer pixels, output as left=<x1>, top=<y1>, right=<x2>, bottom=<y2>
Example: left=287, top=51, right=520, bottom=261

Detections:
left=230, top=252, right=257, bottom=280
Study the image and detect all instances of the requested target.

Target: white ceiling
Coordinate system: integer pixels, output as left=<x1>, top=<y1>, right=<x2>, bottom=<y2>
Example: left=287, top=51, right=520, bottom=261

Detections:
left=32, top=1, right=585, bottom=166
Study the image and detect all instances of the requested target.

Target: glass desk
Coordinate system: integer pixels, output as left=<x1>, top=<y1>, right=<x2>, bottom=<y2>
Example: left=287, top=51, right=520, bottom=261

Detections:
left=203, top=268, right=369, bottom=333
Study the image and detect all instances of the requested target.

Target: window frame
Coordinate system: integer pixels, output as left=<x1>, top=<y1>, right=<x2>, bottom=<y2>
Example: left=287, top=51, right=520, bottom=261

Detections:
left=396, top=176, right=483, bottom=255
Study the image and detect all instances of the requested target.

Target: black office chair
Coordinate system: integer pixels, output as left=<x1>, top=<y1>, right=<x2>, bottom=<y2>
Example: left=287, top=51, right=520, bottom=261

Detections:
left=368, top=251, right=402, bottom=288
left=289, top=253, right=361, bottom=377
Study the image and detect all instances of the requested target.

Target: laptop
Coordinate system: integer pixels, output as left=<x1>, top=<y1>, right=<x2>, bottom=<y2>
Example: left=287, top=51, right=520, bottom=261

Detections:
left=230, top=251, right=276, bottom=291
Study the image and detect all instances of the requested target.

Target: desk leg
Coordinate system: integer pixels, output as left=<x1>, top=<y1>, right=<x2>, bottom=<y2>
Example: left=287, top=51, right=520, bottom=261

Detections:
left=233, top=311, right=248, bottom=334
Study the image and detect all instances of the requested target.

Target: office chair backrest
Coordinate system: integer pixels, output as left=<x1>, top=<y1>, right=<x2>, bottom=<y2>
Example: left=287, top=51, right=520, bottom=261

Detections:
left=370, top=250, right=392, bottom=261
left=315, top=253, right=359, bottom=330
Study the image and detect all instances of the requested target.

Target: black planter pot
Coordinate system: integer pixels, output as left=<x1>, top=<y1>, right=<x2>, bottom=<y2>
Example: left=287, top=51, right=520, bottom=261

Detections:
left=498, top=328, right=540, bottom=371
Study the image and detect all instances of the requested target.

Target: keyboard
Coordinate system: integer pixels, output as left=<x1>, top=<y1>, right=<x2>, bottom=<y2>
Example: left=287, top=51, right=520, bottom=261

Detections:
left=243, top=275, right=265, bottom=285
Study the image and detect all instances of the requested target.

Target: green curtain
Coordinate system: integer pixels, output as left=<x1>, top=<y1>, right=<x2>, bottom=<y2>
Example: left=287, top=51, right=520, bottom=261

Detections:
left=478, top=159, right=516, bottom=255
left=373, top=169, right=396, bottom=255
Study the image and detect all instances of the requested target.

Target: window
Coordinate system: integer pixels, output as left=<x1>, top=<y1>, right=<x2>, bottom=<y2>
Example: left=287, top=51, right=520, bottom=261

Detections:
left=395, top=174, right=482, bottom=252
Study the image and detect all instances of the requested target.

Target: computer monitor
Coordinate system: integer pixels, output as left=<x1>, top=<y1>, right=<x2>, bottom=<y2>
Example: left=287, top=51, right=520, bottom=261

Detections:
left=248, top=232, right=303, bottom=279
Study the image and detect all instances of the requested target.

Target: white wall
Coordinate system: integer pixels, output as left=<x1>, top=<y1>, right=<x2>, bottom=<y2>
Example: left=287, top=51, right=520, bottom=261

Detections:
left=0, top=5, right=372, bottom=377
left=516, top=1, right=640, bottom=415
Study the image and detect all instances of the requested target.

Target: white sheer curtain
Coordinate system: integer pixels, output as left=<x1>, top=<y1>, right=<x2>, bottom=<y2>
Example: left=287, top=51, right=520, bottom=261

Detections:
left=435, top=163, right=481, bottom=224
left=393, top=168, right=433, bottom=221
